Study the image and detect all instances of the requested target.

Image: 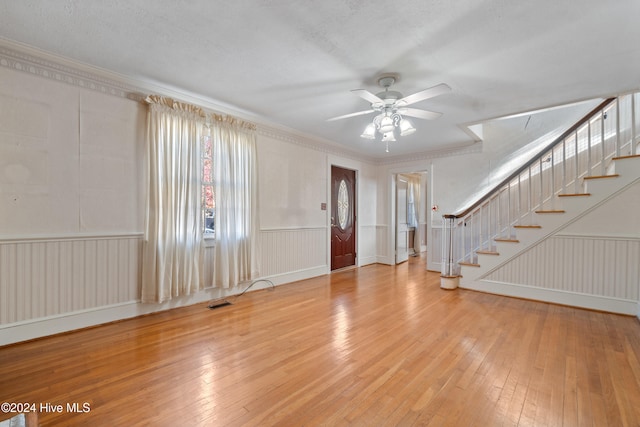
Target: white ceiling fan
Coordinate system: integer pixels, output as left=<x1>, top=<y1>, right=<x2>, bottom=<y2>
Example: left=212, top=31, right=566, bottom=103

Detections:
left=328, top=74, right=451, bottom=151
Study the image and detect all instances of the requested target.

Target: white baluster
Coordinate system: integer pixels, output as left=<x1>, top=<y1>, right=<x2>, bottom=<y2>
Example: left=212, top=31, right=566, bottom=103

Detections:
left=632, top=94, right=637, bottom=156
left=562, top=139, right=567, bottom=194
left=574, top=133, right=579, bottom=193
left=616, top=97, right=621, bottom=158
left=601, top=110, right=606, bottom=176
left=551, top=149, right=556, bottom=210
left=508, top=182, right=512, bottom=229
left=516, top=174, right=522, bottom=226
left=587, top=120, right=592, bottom=176
left=528, top=167, right=533, bottom=220
left=539, top=158, right=544, bottom=211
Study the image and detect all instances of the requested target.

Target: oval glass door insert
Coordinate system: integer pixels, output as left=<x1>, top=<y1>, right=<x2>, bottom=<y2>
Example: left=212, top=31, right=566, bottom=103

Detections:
left=337, top=179, right=349, bottom=229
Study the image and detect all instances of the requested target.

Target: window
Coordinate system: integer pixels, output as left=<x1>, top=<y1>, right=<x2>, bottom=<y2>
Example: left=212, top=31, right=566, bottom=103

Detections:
left=202, top=135, right=215, bottom=236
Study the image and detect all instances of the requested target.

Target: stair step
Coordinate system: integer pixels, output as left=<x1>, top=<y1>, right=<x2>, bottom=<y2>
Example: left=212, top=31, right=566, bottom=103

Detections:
left=459, top=262, right=480, bottom=267
left=612, top=154, right=640, bottom=161
left=514, top=225, right=542, bottom=229
left=495, top=238, right=520, bottom=243
left=476, top=250, right=499, bottom=255
left=535, top=210, right=565, bottom=214
left=584, top=174, right=619, bottom=180
left=558, top=193, right=591, bottom=197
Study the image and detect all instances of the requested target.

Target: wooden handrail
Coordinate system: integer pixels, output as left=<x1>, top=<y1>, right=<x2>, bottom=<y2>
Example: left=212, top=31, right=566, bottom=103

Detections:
left=444, top=97, right=616, bottom=219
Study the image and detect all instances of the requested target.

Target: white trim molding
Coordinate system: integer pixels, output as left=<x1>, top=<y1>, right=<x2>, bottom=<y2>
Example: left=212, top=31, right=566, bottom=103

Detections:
left=0, top=232, right=144, bottom=244
left=0, top=40, right=145, bottom=101
left=464, top=279, right=638, bottom=316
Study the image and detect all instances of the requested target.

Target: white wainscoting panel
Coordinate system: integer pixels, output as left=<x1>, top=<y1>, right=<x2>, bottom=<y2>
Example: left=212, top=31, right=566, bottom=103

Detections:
left=420, top=222, right=428, bottom=253
left=0, top=234, right=141, bottom=326
left=429, top=225, right=443, bottom=272
left=260, top=227, right=327, bottom=278
left=376, top=225, right=390, bottom=264
left=358, top=224, right=377, bottom=266
left=486, top=235, right=640, bottom=301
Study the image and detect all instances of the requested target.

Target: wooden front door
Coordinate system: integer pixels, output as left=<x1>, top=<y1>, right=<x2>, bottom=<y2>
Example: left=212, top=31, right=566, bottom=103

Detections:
left=331, top=166, right=356, bottom=270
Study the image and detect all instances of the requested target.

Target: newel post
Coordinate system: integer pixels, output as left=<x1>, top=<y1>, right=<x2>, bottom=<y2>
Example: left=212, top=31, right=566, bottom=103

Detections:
left=440, top=215, right=460, bottom=290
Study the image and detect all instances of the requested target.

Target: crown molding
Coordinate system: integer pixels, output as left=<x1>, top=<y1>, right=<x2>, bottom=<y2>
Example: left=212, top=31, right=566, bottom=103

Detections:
left=0, top=38, right=147, bottom=101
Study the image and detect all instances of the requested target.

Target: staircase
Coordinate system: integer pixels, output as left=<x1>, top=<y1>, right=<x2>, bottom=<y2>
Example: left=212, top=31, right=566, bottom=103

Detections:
left=459, top=154, right=640, bottom=284
left=441, top=93, right=640, bottom=313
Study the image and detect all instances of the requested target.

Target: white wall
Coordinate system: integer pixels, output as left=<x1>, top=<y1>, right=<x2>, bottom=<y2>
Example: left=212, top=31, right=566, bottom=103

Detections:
left=0, top=69, right=145, bottom=236
left=254, top=132, right=328, bottom=282
left=0, top=48, right=380, bottom=345
left=0, top=62, right=147, bottom=345
left=255, top=130, right=379, bottom=280
left=258, top=133, right=327, bottom=230
left=0, top=58, right=146, bottom=344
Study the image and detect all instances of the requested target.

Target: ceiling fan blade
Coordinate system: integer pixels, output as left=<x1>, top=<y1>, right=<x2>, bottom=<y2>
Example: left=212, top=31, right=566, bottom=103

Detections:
left=351, top=89, right=384, bottom=105
left=399, top=108, right=443, bottom=120
left=396, top=83, right=451, bottom=107
left=327, top=109, right=375, bottom=122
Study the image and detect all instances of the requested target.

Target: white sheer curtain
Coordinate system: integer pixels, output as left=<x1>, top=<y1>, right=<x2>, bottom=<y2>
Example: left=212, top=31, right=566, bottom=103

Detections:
left=211, top=116, right=260, bottom=288
left=407, top=181, right=418, bottom=229
left=408, top=177, right=421, bottom=254
left=141, top=96, right=206, bottom=303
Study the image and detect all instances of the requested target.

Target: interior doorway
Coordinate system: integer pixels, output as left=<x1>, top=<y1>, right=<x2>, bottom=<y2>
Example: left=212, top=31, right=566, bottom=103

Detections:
left=396, top=176, right=409, bottom=264
left=331, top=165, right=357, bottom=270
left=395, top=172, right=427, bottom=264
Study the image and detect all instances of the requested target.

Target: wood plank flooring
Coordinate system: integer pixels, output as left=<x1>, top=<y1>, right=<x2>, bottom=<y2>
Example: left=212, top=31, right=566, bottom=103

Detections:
left=1, top=256, right=640, bottom=426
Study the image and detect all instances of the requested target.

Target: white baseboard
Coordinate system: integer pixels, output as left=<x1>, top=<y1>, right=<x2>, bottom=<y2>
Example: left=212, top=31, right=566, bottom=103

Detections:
left=0, top=289, right=228, bottom=347
left=358, top=256, right=377, bottom=267
left=0, top=300, right=147, bottom=347
left=376, top=255, right=394, bottom=265
left=262, top=265, right=328, bottom=286
left=463, top=279, right=638, bottom=316
left=0, top=265, right=330, bottom=347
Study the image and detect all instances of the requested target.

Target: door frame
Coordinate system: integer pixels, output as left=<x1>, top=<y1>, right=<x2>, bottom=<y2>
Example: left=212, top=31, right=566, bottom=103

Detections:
left=395, top=175, right=409, bottom=264
left=328, top=162, right=358, bottom=271
left=386, top=168, right=430, bottom=268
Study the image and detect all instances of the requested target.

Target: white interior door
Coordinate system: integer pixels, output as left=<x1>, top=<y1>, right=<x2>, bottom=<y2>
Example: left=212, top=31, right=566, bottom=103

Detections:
left=396, top=177, right=409, bottom=264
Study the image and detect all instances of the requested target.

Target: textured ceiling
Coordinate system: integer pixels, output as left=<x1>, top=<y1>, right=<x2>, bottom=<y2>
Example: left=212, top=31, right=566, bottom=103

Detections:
left=1, top=0, right=639, bottom=158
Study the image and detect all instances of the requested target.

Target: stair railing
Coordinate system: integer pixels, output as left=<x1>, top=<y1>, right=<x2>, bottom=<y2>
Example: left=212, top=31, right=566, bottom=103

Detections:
left=441, top=93, right=640, bottom=278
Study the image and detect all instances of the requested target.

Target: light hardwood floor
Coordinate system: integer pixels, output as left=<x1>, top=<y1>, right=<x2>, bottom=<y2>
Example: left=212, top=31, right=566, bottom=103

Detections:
left=1, top=257, right=640, bottom=426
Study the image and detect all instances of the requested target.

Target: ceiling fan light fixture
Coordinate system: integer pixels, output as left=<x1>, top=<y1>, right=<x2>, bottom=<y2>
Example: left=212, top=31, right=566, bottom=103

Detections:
left=360, top=123, right=376, bottom=139
left=328, top=76, right=451, bottom=152
left=399, top=118, right=416, bottom=136
left=381, top=131, right=396, bottom=142
left=378, top=116, right=395, bottom=134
